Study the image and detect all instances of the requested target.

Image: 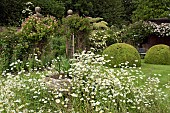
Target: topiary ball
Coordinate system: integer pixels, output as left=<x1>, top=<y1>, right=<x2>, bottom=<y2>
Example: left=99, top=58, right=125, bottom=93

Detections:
left=144, top=44, right=170, bottom=65
left=103, top=43, right=141, bottom=68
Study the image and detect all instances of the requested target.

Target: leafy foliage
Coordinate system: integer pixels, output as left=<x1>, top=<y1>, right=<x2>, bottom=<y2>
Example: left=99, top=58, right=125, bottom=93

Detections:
left=17, top=15, right=66, bottom=68
left=0, top=0, right=65, bottom=26
left=89, top=0, right=127, bottom=27
left=0, top=0, right=28, bottom=26
left=0, top=0, right=133, bottom=27
left=31, top=0, right=65, bottom=18
left=132, top=0, right=170, bottom=22
left=88, top=17, right=109, bottom=30
left=103, top=43, right=141, bottom=67
left=60, top=0, right=93, bottom=16
left=111, top=20, right=170, bottom=46
left=0, top=28, right=18, bottom=72
left=63, top=14, right=91, bottom=34
left=0, top=15, right=66, bottom=72
left=144, top=44, right=170, bottom=65
left=119, top=21, right=153, bottom=45
left=89, top=30, right=109, bottom=53
left=122, top=0, right=135, bottom=23
left=16, top=15, right=59, bottom=60
left=62, top=14, right=92, bottom=52
left=105, top=26, right=123, bottom=46
left=59, top=0, right=132, bottom=27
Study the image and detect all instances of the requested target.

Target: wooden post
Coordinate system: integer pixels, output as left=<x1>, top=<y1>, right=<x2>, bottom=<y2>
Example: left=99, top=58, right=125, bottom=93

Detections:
left=66, top=9, right=73, bottom=58
left=72, top=33, right=75, bottom=57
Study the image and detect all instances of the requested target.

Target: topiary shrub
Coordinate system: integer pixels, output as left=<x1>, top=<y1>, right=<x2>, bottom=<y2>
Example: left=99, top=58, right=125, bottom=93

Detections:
left=144, top=44, right=170, bottom=65
left=103, top=43, right=141, bottom=68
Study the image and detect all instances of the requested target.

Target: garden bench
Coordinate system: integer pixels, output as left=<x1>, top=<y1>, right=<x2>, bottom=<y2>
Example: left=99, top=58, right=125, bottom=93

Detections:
left=138, top=48, right=146, bottom=58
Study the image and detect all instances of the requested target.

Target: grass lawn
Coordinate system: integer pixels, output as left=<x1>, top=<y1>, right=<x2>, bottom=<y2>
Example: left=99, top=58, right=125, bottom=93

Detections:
left=115, top=60, right=170, bottom=93
left=141, top=60, right=170, bottom=76
left=140, top=60, right=170, bottom=106
left=113, top=60, right=170, bottom=112
left=141, top=60, right=170, bottom=87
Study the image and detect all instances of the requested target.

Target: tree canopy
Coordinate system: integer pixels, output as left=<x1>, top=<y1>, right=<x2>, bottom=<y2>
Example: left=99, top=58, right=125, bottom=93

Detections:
left=132, top=0, right=170, bottom=22
left=0, top=0, right=169, bottom=26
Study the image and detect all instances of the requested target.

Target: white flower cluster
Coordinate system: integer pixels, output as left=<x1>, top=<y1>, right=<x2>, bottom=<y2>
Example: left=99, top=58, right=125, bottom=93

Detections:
left=2, top=53, right=43, bottom=76
left=149, top=22, right=170, bottom=37
left=68, top=51, right=168, bottom=112
left=0, top=51, right=169, bottom=112
left=163, top=79, right=170, bottom=89
left=0, top=71, right=66, bottom=112
left=0, top=55, right=73, bottom=112
left=89, top=30, right=110, bottom=53
left=22, top=2, right=34, bottom=16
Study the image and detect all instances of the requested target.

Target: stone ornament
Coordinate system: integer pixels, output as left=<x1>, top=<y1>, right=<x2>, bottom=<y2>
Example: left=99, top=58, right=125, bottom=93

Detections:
left=67, top=9, right=73, bottom=17
left=34, top=6, right=43, bottom=18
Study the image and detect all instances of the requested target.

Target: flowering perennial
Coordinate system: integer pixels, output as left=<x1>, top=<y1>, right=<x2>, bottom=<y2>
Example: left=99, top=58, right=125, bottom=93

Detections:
left=149, top=22, right=170, bottom=37
left=0, top=51, right=169, bottom=112
left=68, top=51, right=168, bottom=112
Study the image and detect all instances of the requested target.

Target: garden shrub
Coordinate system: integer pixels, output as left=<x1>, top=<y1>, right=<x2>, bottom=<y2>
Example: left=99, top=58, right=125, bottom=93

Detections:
left=0, top=15, right=67, bottom=73
left=103, top=43, right=141, bottom=67
left=113, top=21, right=170, bottom=47
left=0, top=27, right=18, bottom=72
left=12, top=15, right=65, bottom=71
left=88, top=17, right=108, bottom=30
left=89, top=28, right=122, bottom=54
left=89, top=30, right=110, bottom=53
left=144, top=44, right=170, bottom=65
left=149, top=22, right=170, bottom=37
left=105, top=25, right=123, bottom=46
left=17, top=15, right=58, bottom=55
left=116, top=21, right=153, bottom=46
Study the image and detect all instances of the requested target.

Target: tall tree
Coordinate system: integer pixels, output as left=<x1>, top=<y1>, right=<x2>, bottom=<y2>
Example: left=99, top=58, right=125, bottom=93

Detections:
left=0, top=0, right=27, bottom=26
left=89, top=0, right=127, bottom=27
left=132, top=0, right=170, bottom=22
left=0, top=0, right=65, bottom=26
left=122, top=0, right=135, bottom=23
left=31, top=0, right=65, bottom=18
left=60, top=0, right=93, bottom=16
left=60, top=0, right=128, bottom=27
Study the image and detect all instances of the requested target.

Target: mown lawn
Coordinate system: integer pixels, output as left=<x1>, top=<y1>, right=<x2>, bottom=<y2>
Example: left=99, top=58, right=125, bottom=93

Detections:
left=141, top=60, right=170, bottom=86
left=140, top=61, right=170, bottom=106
